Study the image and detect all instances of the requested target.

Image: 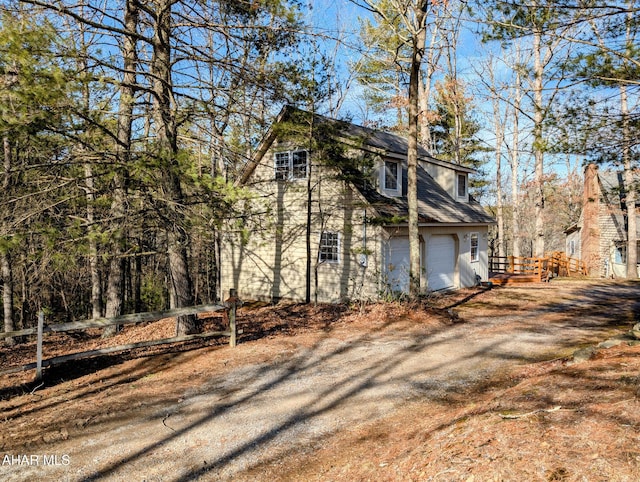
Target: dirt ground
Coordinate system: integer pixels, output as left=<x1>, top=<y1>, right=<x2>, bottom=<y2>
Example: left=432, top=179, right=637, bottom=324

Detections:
left=0, top=279, right=639, bottom=481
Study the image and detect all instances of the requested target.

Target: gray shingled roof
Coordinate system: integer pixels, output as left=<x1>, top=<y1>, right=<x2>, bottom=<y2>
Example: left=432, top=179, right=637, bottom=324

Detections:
left=243, top=106, right=494, bottom=226
left=599, top=169, right=640, bottom=207
left=313, top=109, right=475, bottom=173
left=311, top=109, right=493, bottom=225
left=590, top=168, right=640, bottom=239
left=355, top=164, right=495, bottom=225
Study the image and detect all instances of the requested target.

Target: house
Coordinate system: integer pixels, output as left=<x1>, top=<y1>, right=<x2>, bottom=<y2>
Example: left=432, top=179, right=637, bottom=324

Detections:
left=220, top=106, right=495, bottom=303
left=565, top=163, right=640, bottom=278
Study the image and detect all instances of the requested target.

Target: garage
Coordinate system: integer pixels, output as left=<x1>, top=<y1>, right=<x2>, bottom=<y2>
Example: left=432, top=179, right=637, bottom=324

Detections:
left=385, top=237, right=411, bottom=294
left=426, top=235, right=456, bottom=291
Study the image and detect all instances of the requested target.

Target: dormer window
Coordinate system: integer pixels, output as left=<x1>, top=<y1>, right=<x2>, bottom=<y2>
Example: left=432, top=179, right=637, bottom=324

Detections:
left=457, top=173, right=467, bottom=198
left=383, top=160, right=400, bottom=194
left=275, top=150, right=308, bottom=180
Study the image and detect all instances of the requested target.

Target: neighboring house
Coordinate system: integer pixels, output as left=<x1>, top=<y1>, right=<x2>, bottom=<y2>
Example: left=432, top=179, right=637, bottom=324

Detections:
left=565, top=163, right=640, bottom=278
left=220, top=106, right=495, bottom=303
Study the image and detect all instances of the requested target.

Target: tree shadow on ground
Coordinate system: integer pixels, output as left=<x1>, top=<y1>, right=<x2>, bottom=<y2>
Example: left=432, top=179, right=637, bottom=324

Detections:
left=79, top=283, right=633, bottom=481
left=3, top=281, right=638, bottom=481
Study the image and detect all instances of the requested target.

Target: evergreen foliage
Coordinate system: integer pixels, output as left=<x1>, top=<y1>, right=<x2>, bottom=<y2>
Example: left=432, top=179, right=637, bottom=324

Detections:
left=0, top=0, right=310, bottom=334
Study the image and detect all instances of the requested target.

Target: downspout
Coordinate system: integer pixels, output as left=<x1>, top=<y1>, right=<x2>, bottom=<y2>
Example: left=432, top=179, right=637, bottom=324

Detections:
left=363, top=209, right=367, bottom=252
left=360, top=209, right=368, bottom=268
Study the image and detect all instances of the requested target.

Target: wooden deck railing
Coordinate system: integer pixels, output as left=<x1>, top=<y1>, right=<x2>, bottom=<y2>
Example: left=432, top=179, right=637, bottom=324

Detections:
left=490, top=252, right=587, bottom=282
left=546, top=251, right=588, bottom=277
left=490, top=256, right=546, bottom=281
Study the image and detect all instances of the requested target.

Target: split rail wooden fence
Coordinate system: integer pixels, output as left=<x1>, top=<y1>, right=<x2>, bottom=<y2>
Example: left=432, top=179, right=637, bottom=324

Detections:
left=0, top=289, right=242, bottom=381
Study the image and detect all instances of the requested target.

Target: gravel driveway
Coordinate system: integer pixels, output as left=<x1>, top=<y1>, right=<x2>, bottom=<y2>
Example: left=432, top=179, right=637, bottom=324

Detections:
left=2, top=281, right=637, bottom=481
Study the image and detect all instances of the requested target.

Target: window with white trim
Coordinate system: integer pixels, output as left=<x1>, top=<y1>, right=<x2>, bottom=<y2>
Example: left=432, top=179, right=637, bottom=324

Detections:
left=275, top=152, right=290, bottom=180
left=274, top=150, right=308, bottom=180
left=470, top=232, right=479, bottom=262
left=383, top=160, right=399, bottom=192
left=614, top=241, right=626, bottom=264
left=291, top=150, right=308, bottom=179
left=457, top=173, right=467, bottom=198
left=319, top=231, right=340, bottom=263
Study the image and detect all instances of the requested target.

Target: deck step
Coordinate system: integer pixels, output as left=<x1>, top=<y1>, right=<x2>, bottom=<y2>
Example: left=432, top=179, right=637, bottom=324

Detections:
left=488, top=274, right=543, bottom=285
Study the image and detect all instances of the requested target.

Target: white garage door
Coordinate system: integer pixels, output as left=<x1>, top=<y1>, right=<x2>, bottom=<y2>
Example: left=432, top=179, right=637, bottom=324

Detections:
left=386, top=237, right=410, bottom=294
left=427, top=235, right=455, bottom=291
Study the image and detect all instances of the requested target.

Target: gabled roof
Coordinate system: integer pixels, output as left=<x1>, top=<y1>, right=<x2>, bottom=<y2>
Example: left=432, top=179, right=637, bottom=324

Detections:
left=598, top=169, right=640, bottom=209
left=241, top=105, right=494, bottom=226
left=329, top=117, right=476, bottom=174
left=240, top=106, right=474, bottom=183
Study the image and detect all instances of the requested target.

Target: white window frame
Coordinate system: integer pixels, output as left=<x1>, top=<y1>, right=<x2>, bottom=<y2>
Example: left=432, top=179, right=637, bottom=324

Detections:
left=291, top=150, right=308, bottom=179
left=319, top=231, right=340, bottom=264
left=382, top=160, right=400, bottom=194
left=614, top=241, right=626, bottom=264
left=457, top=173, right=467, bottom=198
left=470, top=232, right=479, bottom=262
left=275, top=152, right=290, bottom=180
left=274, top=149, right=308, bottom=181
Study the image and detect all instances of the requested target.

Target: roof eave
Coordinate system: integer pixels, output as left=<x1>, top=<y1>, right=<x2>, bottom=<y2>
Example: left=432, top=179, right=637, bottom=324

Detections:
left=382, top=221, right=495, bottom=228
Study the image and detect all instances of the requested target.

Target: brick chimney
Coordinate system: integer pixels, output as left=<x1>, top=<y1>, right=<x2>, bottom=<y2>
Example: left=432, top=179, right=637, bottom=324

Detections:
left=581, top=164, right=602, bottom=276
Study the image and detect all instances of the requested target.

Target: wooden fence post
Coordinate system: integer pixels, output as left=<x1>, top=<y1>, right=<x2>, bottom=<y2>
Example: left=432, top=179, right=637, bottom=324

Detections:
left=36, top=311, right=44, bottom=382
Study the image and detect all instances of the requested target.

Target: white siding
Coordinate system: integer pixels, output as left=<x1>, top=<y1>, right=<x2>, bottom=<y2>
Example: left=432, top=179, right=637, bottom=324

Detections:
left=381, top=225, right=490, bottom=294
left=220, top=141, right=383, bottom=303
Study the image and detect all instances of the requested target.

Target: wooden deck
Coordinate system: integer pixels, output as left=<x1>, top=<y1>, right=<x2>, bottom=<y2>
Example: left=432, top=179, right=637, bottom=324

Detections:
left=488, top=253, right=586, bottom=285
left=488, top=272, right=546, bottom=285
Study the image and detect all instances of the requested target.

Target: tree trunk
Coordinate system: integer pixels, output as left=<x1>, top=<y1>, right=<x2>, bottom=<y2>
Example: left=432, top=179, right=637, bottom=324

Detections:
left=306, top=158, right=313, bottom=304
left=306, top=112, right=316, bottom=305
left=621, top=7, right=637, bottom=278
left=1, top=251, right=15, bottom=346
left=621, top=84, right=637, bottom=278
left=168, top=228, right=196, bottom=333
left=84, top=159, right=102, bottom=320
left=496, top=152, right=505, bottom=259
left=511, top=50, right=523, bottom=259
left=103, top=0, right=138, bottom=336
left=102, top=172, right=128, bottom=332
left=532, top=17, right=546, bottom=257
left=408, top=3, right=428, bottom=297
left=76, top=16, right=103, bottom=321
left=418, top=23, right=441, bottom=152
left=3, top=136, right=10, bottom=190
left=134, top=251, right=142, bottom=312
left=445, top=26, right=462, bottom=165
left=489, top=62, right=506, bottom=259
left=2, top=135, right=15, bottom=345
left=151, top=0, right=196, bottom=335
